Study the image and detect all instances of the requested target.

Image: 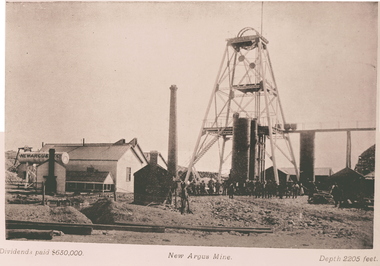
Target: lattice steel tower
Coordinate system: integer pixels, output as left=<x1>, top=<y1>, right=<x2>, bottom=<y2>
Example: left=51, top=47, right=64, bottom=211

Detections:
left=185, top=27, right=299, bottom=184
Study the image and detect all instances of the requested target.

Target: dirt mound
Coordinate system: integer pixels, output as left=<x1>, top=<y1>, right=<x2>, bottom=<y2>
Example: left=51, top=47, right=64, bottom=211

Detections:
left=5, top=204, right=92, bottom=224
left=81, top=198, right=189, bottom=225
left=81, top=198, right=133, bottom=224
left=49, top=206, right=93, bottom=224
left=5, top=170, right=22, bottom=183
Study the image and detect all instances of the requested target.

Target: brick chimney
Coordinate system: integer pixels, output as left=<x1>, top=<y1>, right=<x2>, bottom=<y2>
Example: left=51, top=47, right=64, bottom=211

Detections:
left=149, top=151, right=159, bottom=166
left=168, top=85, right=178, bottom=180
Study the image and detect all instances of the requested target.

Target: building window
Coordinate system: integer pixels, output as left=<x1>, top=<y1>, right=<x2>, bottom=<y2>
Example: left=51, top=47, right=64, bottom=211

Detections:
left=126, top=167, right=131, bottom=182
left=66, top=183, right=77, bottom=191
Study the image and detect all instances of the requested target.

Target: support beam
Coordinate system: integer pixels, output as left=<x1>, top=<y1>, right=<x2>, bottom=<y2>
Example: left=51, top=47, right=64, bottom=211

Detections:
left=346, top=131, right=351, bottom=168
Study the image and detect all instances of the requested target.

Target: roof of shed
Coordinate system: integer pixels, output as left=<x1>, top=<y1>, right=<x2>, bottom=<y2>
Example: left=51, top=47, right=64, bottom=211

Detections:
left=276, top=167, right=332, bottom=176
left=365, top=171, right=375, bottom=179
left=40, top=138, right=145, bottom=162
left=66, top=170, right=113, bottom=183
left=134, top=163, right=168, bottom=175
left=330, top=167, right=364, bottom=181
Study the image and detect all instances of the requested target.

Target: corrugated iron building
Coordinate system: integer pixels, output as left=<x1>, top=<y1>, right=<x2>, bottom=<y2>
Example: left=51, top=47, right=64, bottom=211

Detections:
left=40, top=138, right=148, bottom=193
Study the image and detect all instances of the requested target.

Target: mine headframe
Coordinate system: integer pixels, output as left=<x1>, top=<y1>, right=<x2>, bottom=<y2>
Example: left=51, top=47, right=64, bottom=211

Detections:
left=185, top=27, right=299, bottom=185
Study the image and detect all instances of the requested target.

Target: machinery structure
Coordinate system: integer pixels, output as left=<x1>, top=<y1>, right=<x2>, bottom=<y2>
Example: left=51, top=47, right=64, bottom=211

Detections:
left=15, top=149, right=70, bottom=193
left=185, top=27, right=299, bottom=185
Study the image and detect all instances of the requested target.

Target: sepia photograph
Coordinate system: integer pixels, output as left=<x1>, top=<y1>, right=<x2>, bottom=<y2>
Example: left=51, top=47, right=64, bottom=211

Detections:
left=2, top=1, right=378, bottom=265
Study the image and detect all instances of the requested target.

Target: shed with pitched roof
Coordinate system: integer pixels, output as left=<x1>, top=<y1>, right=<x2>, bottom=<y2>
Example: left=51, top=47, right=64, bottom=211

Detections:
left=329, top=167, right=367, bottom=202
left=134, top=151, right=172, bottom=204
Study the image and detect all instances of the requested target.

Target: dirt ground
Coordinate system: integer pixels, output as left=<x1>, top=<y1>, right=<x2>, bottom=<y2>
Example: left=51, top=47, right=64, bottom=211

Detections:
left=5, top=193, right=373, bottom=249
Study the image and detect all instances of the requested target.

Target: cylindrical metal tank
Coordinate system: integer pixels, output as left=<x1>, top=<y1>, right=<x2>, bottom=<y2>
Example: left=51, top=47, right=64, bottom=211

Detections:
left=231, top=113, right=250, bottom=182
left=300, top=131, right=315, bottom=185
left=18, top=152, right=69, bottom=165
left=249, top=119, right=258, bottom=180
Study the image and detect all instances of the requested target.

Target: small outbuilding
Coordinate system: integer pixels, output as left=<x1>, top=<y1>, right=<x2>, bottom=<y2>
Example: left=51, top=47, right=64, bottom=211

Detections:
left=133, top=151, right=172, bottom=204
left=271, top=167, right=333, bottom=189
left=329, top=167, right=367, bottom=202
left=264, top=166, right=297, bottom=184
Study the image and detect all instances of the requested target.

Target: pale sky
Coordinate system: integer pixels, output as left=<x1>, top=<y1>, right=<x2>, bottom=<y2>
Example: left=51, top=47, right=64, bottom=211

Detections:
left=5, top=2, right=378, bottom=172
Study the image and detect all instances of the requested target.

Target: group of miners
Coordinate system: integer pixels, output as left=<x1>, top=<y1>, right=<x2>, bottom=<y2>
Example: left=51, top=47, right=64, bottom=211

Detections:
left=179, top=178, right=347, bottom=215
left=185, top=178, right=223, bottom=196
left=183, top=178, right=320, bottom=200
left=224, top=180, right=317, bottom=199
left=178, top=176, right=344, bottom=215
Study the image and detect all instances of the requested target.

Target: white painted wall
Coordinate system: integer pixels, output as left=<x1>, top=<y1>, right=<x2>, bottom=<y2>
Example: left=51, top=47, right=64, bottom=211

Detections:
left=36, top=161, right=66, bottom=194
left=116, top=149, right=147, bottom=193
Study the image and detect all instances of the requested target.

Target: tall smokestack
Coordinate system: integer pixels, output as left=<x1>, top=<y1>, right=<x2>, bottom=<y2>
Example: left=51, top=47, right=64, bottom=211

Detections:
left=168, top=85, right=178, bottom=180
left=300, top=131, right=315, bottom=185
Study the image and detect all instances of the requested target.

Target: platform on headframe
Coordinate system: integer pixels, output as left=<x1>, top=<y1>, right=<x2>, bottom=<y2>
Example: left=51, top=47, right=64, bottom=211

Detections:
left=232, top=83, right=262, bottom=93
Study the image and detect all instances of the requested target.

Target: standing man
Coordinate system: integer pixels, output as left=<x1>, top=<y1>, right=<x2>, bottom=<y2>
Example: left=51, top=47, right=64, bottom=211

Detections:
left=215, top=180, right=221, bottom=195
left=292, top=182, right=300, bottom=199
left=227, top=182, right=235, bottom=199
left=180, top=181, right=192, bottom=214
left=330, top=182, right=343, bottom=207
left=308, top=181, right=317, bottom=200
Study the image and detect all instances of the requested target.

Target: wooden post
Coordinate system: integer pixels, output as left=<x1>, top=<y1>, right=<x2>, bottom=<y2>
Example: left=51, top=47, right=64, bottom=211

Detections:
left=174, top=183, right=177, bottom=209
left=113, top=187, right=117, bottom=202
left=42, top=182, right=45, bottom=205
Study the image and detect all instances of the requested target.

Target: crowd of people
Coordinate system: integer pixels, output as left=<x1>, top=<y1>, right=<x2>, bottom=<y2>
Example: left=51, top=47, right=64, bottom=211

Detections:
left=185, top=178, right=318, bottom=200
left=178, top=178, right=344, bottom=215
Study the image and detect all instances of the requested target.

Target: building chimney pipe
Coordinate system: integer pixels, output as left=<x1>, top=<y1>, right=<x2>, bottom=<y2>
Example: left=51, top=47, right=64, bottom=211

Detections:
left=168, top=85, right=178, bottom=180
left=150, top=151, right=159, bottom=167
left=48, top=149, right=55, bottom=178
left=46, top=148, right=57, bottom=194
